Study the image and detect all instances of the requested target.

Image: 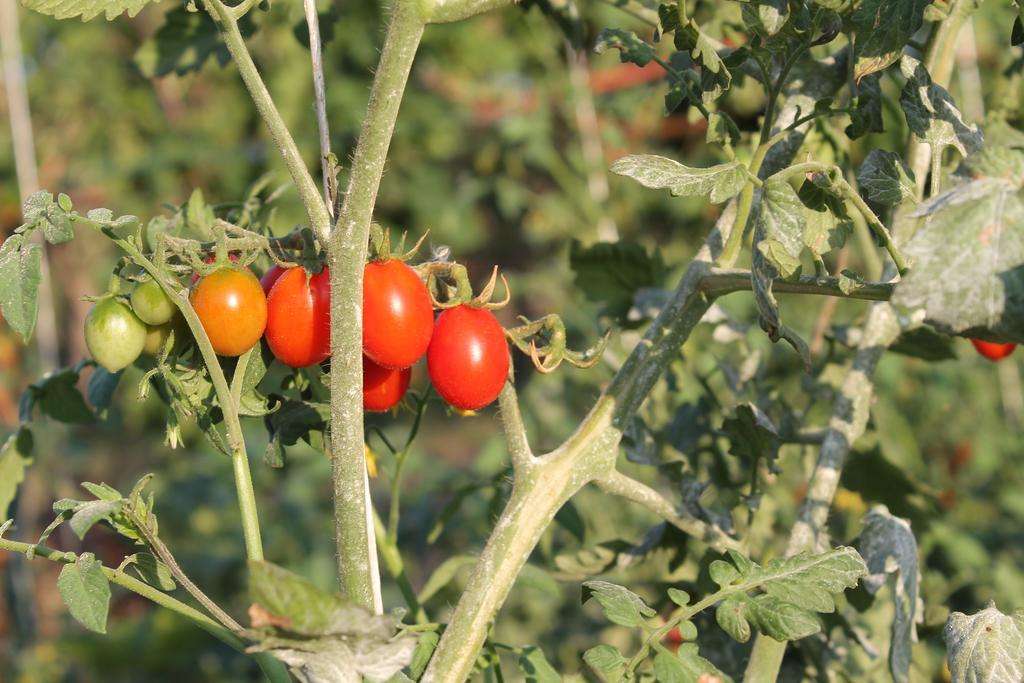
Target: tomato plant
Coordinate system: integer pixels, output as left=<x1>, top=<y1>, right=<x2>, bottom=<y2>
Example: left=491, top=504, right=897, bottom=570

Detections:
left=362, top=355, right=411, bottom=412
left=190, top=268, right=267, bottom=357
left=3, top=1, right=1024, bottom=682
left=265, top=266, right=331, bottom=368
left=84, top=298, right=147, bottom=372
left=363, top=259, right=434, bottom=369
left=427, top=305, right=509, bottom=410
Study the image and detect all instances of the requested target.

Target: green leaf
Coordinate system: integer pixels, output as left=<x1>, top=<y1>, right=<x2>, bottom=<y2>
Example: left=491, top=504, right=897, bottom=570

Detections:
left=717, top=597, right=752, bottom=642
left=846, top=74, right=884, bottom=139
left=675, top=643, right=734, bottom=682
left=594, top=29, right=654, bottom=67
left=582, top=644, right=625, bottom=675
left=134, top=7, right=255, bottom=77
left=582, top=580, right=656, bottom=627
left=858, top=506, right=920, bottom=683
left=0, top=233, right=42, bottom=343
left=798, top=179, right=851, bottom=257
left=23, top=0, right=157, bottom=20
left=851, top=0, right=929, bottom=82
left=69, top=499, right=123, bottom=540
left=857, top=149, right=917, bottom=206
left=706, top=111, right=741, bottom=148
left=249, top=560, right=360, bottom=636
left=900, top=56, right=983, bottom=158
left=124, top=552, right=176, bottom=591
left=518, top=646, right=561, bottom=683
left=721, top=403, right=780, bottom=471
left=87, top=367, right=121, bottom=414
left=671, top=21, right=733, bottom=106
left=944, top=604, right=1024, bottom=683
left=745, top=594, right=821, bottom=640
left=20, top=364, right=95, bottom=424
left=753, top=547, right=867, bottom=613
left=755, top=179, right=805, bottom=277
left=754, top=0, right=789, bottom=35
left=667, top=587, right=690, bottom=607
left=709, top=559, right=741, bottom=587
left=57, top=553, right=110, bottom=633
left=892, top=177, right=1024, bottom=342
left=889, top=326, right=957, bottom=361
left=569, top=240, right=667, bottom=323
left=0, top=427, right=33, bottom=519
left=22, top=191, right=74, bottom=244
left=417, top=554, right=476, bottom=603
left=610, top=155, right=747, bottom=204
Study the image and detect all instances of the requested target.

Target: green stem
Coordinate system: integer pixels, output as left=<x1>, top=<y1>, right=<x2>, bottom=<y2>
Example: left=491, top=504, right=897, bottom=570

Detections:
left=387, top=393, right=429, bottom=543
left=0, top=538, right=290, bottom=683
left=327, top=0, right=424, bottom=609
left=203, top=0, right=332, bottom=244
left=372, top=509, right=429, bottom=624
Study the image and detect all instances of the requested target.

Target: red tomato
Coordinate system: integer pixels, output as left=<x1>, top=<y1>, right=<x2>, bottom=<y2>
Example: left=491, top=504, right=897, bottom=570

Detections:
left=191, top=254, right=240, bottom=285
left=426, top=305, right=508, bottom=410
left=265, top=267, right=331, bottom=368
left=970, top=339, right=1017, bottom=361
left=363, top=355, right=411, bottom=412
left=260, top=264, right=286, bottom=295
left=363, top=260, right=433, bottom=369
left=190, top=268, right=267, bottom=356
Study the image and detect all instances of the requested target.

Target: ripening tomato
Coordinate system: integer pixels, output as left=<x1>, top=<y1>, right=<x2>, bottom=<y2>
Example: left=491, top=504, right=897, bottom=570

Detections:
left=86, top=298, right=147, bottom=372
left=130, top=278, right=176, bottom=325
left=190, top=268, right=267, bottom=356
left=426, top=305, right=508, bottom=410
left=260, top=264, right=286, bottom=295
left=265, top=266, right=331, bottom=368
left=363, top=355, right=411, bottom=412
left=363, top=259, right=433, bottom=369
left=970, top=339, right=1017, bottom=361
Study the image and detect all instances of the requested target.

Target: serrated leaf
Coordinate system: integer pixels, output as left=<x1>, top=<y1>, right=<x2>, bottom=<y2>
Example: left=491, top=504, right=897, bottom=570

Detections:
left=945, top=604, right=1024, bottom=683
left=746, top=594, right=821, bottom=640
left=249, top=560, right=366, bottom=637
left=569, top=240, right=667, bottom=323
left=671, top=21, right=733, bottom=106
left=124, top=552, right=176, bottom=591
left=69, top=499, right=123, bottom=540
left=857, top=149, right=917, bottom=205
left=582, top=580, right=656, bottom=627
left=57, top=553, right=110, bottom=633
left=23, top=0, right=157, bottom=20
left=754, top=547, right=867, bottom=613
left=706, top=111, right=741, bottom=148
left=756, top=179, right=806, bottom=274
left=518, top=646, right=560, bottom=683
left=892, top=178, right=1024, bottom=342
left=858, top=506, right=921, bottom=683
left=755, top=0, right=789, bottom=35
left=0, top=427, right=33, bottom=519
left=21, top=365, right=95, bottom=424
left=900, top=56, right=983, bottom=158
left=22, top=191, right=74, bottom=244
left=851, top=0, right=929, bottom=81
left=582, top=644, right=625, bottom=674
left=594, top=29, right=654, bottom=66
left=799, top=179, right=852, bottom=257
left=0, top=233, right=42, bottom=342
left=610, top=155, right=747, bottom=204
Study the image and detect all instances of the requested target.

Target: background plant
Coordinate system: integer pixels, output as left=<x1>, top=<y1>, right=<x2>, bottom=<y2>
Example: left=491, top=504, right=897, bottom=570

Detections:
left=1, top=0, right=1024, bottom=681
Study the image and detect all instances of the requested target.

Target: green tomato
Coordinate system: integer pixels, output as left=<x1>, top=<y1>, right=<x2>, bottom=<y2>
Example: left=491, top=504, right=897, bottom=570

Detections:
left=143, top=320, right=174, bottom=356
left=130, top=278, right=176, bottom=325
left=85, top=298, right=146, bottom=372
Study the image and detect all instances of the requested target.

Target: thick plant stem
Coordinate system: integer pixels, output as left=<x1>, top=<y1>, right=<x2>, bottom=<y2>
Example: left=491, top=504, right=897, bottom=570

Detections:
left=327, top=0, right=424, bottom=610
left=741, top=303, right=902, bottom=683
left=0, top=538, right=290, bottom=683
left=205, top=0, right=331, bottom=243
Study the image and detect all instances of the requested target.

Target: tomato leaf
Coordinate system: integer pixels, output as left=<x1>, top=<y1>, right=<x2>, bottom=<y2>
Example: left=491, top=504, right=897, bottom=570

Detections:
left=0, top=427, right=33, bottom=519
left=610, top=155, right=748, bottom=204
left=23, top=0, right=157, bottom=21
left=846, top=73, right=884, bottom=139
left=892, top=176, right=1024, bottom=342
left=19, top=363, right=95, bottom=425
left=857, top=149, right=917, bottom=206
left=857, top=506, right=921, bottom=683
left=569, top=240, right=666, bottom=323
left=581, top=580, right=656, bottom=627
left=945, top=604, right=1024, bottom=683
left=134, top=7, right=255, bottom=78
left=583, top=644, right=625, bottom=675
left=900, top=56, right=983, bottom=159
left=851, top=0, right=929, bottom=82
left=518, top=645, right=560, bottom=683
left=22, top=191, right=74, bottom=245
left=0, top=233, right=42, bottom=343
left=594, top=29, right=655, bottom=67
left=57, top=553, right=110, bottom=634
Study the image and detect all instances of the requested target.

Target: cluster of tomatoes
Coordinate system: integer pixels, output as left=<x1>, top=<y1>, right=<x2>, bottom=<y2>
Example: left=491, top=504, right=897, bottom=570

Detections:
left=85, top=255, right=511, bottom=413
